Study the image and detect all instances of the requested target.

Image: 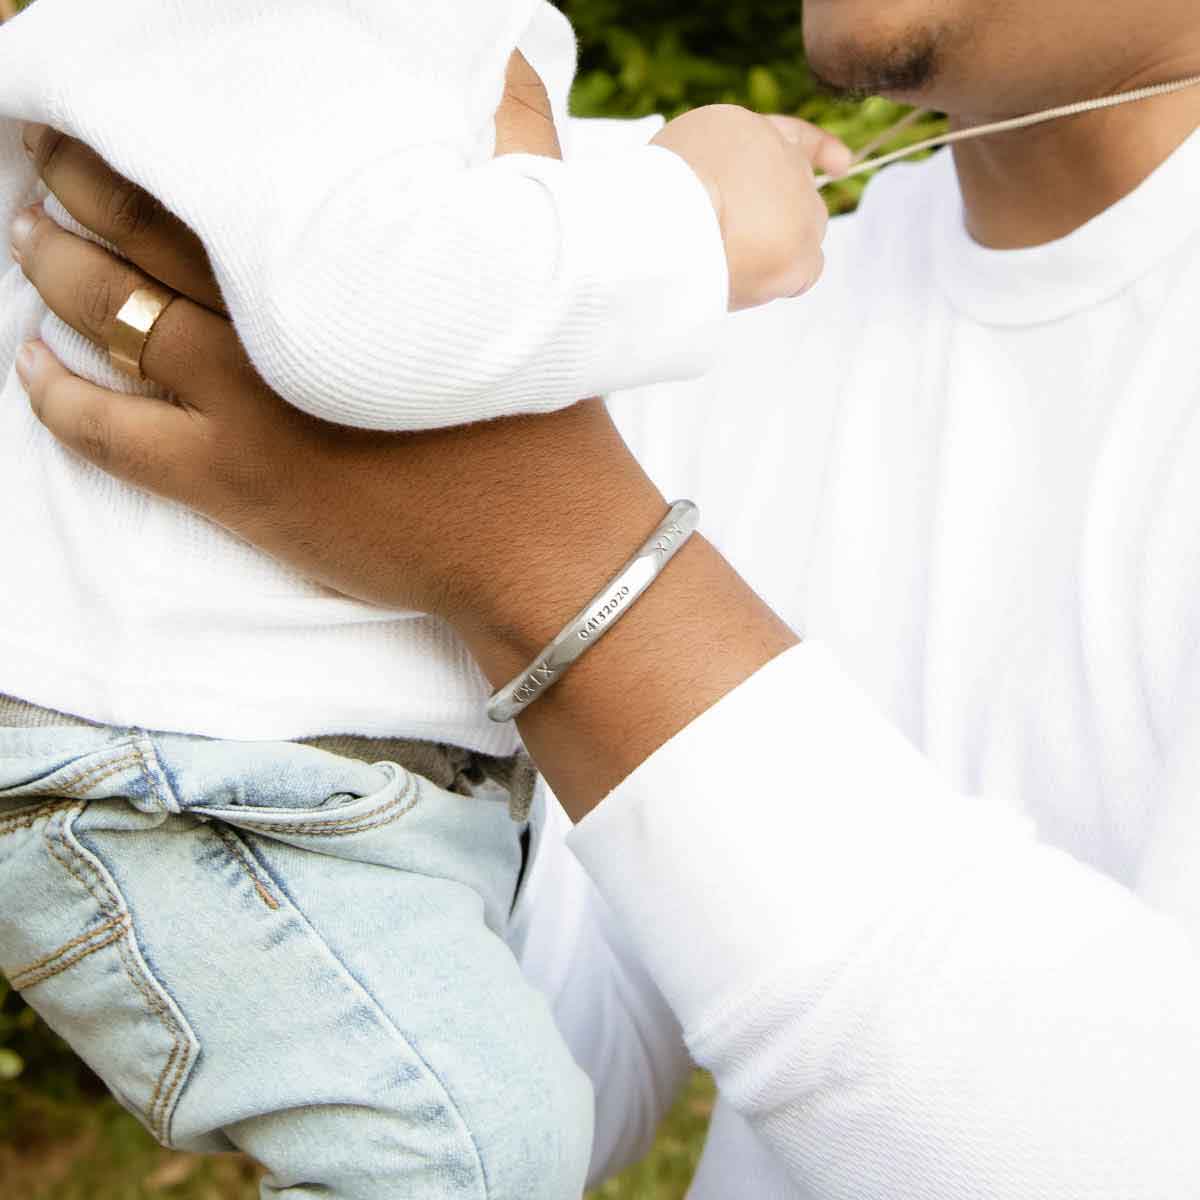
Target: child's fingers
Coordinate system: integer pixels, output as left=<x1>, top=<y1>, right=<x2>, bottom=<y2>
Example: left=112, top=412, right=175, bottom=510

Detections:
left=764, top=116, right=854, bottom=179
left=790, top=247, right=826, bottom=299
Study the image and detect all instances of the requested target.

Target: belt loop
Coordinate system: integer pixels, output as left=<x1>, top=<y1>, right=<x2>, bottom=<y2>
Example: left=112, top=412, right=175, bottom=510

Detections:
left=131, top=733, right=183, bottom=816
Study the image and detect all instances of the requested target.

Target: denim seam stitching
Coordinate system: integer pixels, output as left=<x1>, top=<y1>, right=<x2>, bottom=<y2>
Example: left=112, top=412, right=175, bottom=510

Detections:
left=209, top=824, right=281, bottom=910
left=16, top=751, right=138, bottom=797
left=226, top=834, right=490, bottom=1198
left=0, top=799, right=73, bottom=835
left=12, top=753, right=141, bottom=801
left=73, top=755, right=143, bottom=796
left=41, top=803, right=192, bottom=1143
left=9, top=920, right=131, bottom=990
left=403, top=1032, right=492, bottom=1200
left=56, top=810, right=189, bottom=1142
left=215, top=771, right=417, bottom=834
left=213, top=773, right=421, bottom=837
left=8, top=913, right=128, bottom=978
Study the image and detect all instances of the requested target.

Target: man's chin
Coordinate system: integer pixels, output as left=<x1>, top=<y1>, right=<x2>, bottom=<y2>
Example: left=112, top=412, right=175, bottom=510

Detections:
left=804, top=23, right=943, bottom=101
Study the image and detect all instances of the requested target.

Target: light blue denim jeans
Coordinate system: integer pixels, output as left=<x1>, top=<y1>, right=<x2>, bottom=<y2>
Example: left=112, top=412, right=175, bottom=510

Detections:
left=0, top=717, right=593, bottom=1198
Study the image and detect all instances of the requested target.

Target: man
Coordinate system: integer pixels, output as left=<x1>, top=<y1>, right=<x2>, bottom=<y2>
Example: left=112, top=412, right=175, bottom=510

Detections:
left=10, top=0, right=1200, bottom=1195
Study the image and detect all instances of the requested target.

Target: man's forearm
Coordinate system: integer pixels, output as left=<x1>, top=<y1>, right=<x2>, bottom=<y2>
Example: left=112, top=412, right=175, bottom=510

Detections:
left=451, top=423, right=797, bottom=818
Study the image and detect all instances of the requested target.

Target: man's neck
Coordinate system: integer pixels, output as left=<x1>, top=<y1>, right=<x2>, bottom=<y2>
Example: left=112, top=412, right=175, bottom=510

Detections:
left=951, top=59, right=1200, bottom=249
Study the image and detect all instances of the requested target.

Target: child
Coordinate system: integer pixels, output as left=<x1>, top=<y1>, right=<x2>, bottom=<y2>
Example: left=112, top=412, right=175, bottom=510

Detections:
left=0, top=2, right=845, bottom=1196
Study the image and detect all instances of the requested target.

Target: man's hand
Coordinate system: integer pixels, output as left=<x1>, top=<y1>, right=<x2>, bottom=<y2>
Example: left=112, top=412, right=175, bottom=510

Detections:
left=8, top=169, right=642, bottom=626
left=11, top=62, right=798, bottom=814
left=12, top=54, right=573, bottom=620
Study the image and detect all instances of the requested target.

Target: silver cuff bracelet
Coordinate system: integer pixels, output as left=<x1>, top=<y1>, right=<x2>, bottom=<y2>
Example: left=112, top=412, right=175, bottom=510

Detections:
left=486, top=499, right=700, bottom=723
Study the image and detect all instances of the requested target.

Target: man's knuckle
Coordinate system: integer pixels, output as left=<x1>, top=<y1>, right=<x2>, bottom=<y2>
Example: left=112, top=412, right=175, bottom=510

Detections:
left=163, top=320, right=207, bottom=379
left=25, top=375, right=48, bottom=423
left=150, top=307, right=238, bottom=390
left=76, top=273, right=117, bottom=337
left=211, top=448, right=284, bottom=509
left=104, top=180, right=160, bottom=244
left=30, top=127, right=67, bottom=175
left=118, top=435, right=160, bottom=486
left=19, top=211, right=51, bottom=269
left=75, top=409, right=113, bottom=466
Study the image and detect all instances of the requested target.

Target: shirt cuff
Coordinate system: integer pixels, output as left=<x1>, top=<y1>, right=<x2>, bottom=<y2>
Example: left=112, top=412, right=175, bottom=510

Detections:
left=500, top=144, right=730, bottom=395
left=567, top=640, right=1033, bottom=1035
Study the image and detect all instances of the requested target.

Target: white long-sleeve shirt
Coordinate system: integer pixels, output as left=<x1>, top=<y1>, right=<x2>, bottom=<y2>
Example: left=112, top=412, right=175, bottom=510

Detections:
left=0, top=7, right=722, bottom=749
left=514, top=127, right=1200, bottom=1196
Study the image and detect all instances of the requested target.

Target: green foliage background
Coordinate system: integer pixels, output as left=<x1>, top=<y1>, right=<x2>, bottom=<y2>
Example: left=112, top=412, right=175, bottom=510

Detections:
left=1, top=0, right=941, bottom=1194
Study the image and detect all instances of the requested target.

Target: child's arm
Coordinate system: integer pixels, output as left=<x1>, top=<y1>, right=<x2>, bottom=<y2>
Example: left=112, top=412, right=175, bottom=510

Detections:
left=249, top=128, right=734, bottom=431
left=247, top=102, right=847, bottom=431
left=0, top=0, right=847, bottom=432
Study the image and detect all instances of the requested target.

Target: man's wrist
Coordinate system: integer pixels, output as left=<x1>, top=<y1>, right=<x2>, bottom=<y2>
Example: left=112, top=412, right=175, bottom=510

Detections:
left=484, top=500, right=701, bottom=724
left=451, top=498, right=796, bottom=815
left=453, top=486, right=671, bottom=697
left=439, top=399, right=798, bottom=816
left=442, top=401, right=669, bottom=676
left=503, top=532, right=797, bottom=816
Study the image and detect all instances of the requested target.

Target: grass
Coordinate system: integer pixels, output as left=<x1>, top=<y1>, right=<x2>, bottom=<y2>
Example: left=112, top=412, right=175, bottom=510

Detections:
left=2, top=1070, right=716, bottom=1199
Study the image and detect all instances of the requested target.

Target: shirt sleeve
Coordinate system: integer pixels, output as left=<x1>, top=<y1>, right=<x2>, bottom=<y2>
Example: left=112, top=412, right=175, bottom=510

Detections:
left=253, top=140, right=730, bottom=431
left=568, top=640, right=1200, bottom=1198
left=0, top=2, right=728, bottom=433
left=511, top=789, right=694, bottom=1188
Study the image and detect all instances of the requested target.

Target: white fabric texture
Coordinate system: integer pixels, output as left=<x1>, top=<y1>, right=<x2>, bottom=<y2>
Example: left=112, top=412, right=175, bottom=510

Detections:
left=514, top=129, right=1200, bottom=1195
left=0, top=1, right=722, bottom=749
left=0, top=0, right=727, bottom=430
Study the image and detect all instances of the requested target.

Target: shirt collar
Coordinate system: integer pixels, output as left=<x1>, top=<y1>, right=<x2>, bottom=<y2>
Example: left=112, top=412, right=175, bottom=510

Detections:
left=931, top=125, right=1200, bottom=326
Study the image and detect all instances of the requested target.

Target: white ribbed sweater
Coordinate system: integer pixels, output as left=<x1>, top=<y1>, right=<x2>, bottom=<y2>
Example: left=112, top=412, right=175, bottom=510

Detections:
left=0, top=0, right=727, bottom=430
left=0, top=2, right=724, bottom=747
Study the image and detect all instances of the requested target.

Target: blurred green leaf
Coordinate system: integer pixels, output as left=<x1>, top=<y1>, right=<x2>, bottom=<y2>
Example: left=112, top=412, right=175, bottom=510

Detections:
left=0, top=1046, right=24, bottom=1081
left=747, top=66, right=783, bottom=114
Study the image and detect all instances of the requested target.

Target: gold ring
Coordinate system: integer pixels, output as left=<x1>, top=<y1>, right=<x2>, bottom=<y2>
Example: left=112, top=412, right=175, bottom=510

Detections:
left=109, top=283, right=177, bottom=380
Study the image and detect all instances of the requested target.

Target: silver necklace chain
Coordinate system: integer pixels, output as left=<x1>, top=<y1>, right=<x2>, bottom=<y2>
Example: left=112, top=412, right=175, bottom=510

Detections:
left=814, top=73, right=1200, bottom=188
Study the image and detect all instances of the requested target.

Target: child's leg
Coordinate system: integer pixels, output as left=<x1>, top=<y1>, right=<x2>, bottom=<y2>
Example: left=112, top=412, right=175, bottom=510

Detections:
left=0, top=722, right=593, bottom=1200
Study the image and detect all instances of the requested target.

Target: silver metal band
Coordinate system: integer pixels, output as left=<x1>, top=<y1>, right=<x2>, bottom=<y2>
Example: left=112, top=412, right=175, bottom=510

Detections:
left=486, top=500, right=700, bottom=723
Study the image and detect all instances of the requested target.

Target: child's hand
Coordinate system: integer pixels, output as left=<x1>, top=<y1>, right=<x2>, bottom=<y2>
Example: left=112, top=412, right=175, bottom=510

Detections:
left=494, top=52, right=561, bottom=160
left=652, top=105, right=852, bottom=311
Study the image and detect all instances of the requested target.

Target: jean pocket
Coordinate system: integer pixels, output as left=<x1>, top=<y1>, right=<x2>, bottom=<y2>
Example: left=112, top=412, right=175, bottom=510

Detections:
left=190, top=759, right=421, bottom=841
left=0, top=799, right=200, bottom=1145
left=187, top=755, right=520, bottom=929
